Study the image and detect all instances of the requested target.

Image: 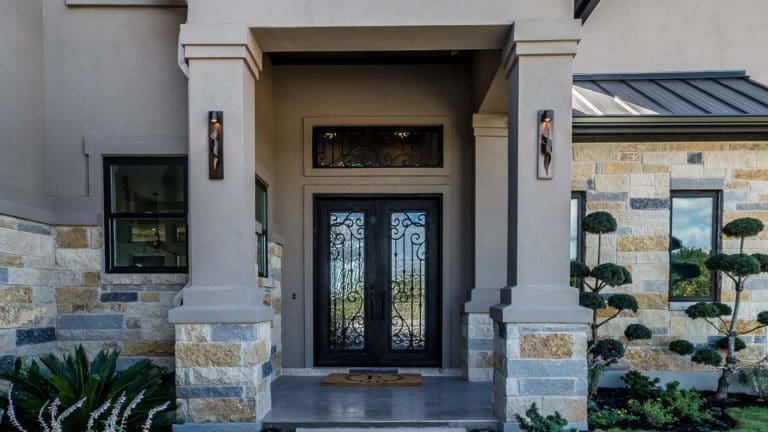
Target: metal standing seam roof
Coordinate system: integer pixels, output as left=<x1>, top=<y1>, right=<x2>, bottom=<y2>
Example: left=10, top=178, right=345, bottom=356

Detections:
left=572, top=71, right=768, bottom=117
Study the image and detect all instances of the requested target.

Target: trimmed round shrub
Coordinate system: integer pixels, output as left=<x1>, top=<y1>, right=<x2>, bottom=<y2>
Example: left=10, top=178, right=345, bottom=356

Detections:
left=752, top=253, right=768, bottom=272
left=624, top=323, right=652, bottom=341
left=691, top=347, right=723, bottom=367
left=724, top=254, right=761, bottom=276
left=705, top=253, right=729, bottom=272
left=592, top=339, right=625, bottom=361
left=712, top=302, right=733, bottom=316
left=582, top=211, right=617, bottom=234
left=592, top=263, right=631, bottom=287
left=669, top=236, right=682, bottom=251
left=571, top=261, right=591, bottom=279
left=608, top=294, right=639, bottom=313
left=715, top=336, right=746, bottom=352
left=619, top=266, right=633, bottom=285
left=757, top=311, right=768, bottom=325
left=580, top=292, right=606, bottom=310
left=723, top=217, right=764, bottom=238
left=669, top=339, right=695, bottom=356
left=686, top=302, right=728, bottom=319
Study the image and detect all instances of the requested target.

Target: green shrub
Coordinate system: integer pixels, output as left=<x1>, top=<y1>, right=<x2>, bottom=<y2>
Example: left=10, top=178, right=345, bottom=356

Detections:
left=514, top=403, right=573, bottom=432
left=738, top=364, right=768, bottom=400
left=582, top=211, right=617, bottom=234
left=669, top=339, right=695, bottom=356
left=715, top=336, right=747, bottom=352
left=621, top=370, right=661, bottom=400
left=587, top=402, right=638, bottom=429
left=0, top=345, right=175, bottom=432
left=691, top=347, right=723, bottom=367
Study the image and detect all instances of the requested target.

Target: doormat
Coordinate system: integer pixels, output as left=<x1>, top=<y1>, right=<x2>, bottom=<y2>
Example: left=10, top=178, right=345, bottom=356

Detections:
left=322, top=372, right=422, bottom=387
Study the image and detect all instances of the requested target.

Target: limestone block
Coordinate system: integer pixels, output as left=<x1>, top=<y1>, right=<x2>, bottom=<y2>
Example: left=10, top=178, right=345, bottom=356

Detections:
left=595, top=175, right=629, bottom=192
left=733, top=169, right=768, bottom=180
left=122, top=341, right=174, bottom=356
left=572, top=162, right=596, bottom=179
left=0, top=286, right=33, bottom=303
left=188, top=398, right=257, bottom=423
left=176, top=343, right=241, bottom=367
left=56, top=248, right=101, bottom=271
left=56, top=287, right=98, bottom=304
left=601, top=162, right=641, bottom=174
left=8, top=267, right=54, bottom=286
left=245, top=340, right=270, bottom=366
left=142, top=318, right=174, bottom=341
left=0, top=305, right=45, bottom=328
left=519, top=334, right=573, bottom=359
left=0, top=253, right=23, bottom=267
left=671, top=142, right=723, bottom=151
left=55, top=227, right=88, bottom=248
left=643, top=164, right=669, bottom=173
left=541, top=396, right=587, bottom=422
left=617, top=235, right=667, bottom=252
left=670, top=164, right=703, bottom=178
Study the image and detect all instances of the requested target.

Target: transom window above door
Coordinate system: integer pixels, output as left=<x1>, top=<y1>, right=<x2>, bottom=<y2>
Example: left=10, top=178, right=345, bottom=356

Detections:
left=312, top=125, right=443, bottom=169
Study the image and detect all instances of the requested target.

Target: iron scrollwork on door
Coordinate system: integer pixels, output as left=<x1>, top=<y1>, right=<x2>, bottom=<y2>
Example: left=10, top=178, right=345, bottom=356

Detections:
left=313, top=126, right=443, bottom=168
left=328, top=211, right=367, bottom=351
left=389, top=211, right=428, bottom=351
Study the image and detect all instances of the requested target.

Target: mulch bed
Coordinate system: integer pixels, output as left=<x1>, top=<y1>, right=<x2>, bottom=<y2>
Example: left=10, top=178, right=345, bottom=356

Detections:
left=594, top=387, right=767, bottom=431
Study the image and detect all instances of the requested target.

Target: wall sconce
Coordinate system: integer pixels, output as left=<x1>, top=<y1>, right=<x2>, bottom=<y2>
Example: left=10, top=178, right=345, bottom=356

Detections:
left=208, top=111, right=223, bottom=179
left=537, top=110, right=554, bottom=180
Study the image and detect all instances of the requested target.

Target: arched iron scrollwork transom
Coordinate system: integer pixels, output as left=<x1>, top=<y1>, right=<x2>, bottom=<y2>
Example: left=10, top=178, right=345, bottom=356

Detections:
left=328, top=211, right=367, bottom=351
left=313, top=126, right=443, bottom=168
left=389, top=211, right=427, bottom=351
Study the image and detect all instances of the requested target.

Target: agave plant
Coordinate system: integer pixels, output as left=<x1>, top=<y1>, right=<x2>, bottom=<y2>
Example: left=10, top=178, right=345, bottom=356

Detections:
left=0, top=345, right=175, bottom=431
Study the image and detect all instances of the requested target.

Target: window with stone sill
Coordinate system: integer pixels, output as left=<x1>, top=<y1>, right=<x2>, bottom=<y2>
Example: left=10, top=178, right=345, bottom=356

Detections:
left=256, top=177, right=268, bottom=278
left=104, top=157, right=188, bottom=273
left=669, top=191, right=721, bottom=302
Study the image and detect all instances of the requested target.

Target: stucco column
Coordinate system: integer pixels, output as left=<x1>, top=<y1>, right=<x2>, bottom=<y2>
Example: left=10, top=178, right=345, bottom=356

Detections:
left=169, top=25, right=273, bottom=430
left=462, top=114, right=508, bottom=382
left=490, top=20, right=591, bottom=430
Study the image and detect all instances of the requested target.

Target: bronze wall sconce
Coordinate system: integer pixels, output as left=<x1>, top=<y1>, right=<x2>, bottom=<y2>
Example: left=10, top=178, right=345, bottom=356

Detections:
left=209, top=111, right=223, bottom=179
left=537, top=110, right=554, bottom=179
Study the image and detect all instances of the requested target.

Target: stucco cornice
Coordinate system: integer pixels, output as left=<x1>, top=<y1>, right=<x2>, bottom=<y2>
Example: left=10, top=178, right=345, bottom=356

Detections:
left=180, top=24, right=263, bottom=79
left=502, top=19, right=581, bottom=76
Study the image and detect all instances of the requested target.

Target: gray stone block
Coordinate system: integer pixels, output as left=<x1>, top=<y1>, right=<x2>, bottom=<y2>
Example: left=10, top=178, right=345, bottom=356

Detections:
left=16, top=327, right=56, bottom=345
left=211, top=324, right=257, bottom=342
left=588, top=192, right=628, bottom=202
left=505, top=359, right=587, bottom=378
left=725, top=190, right=751, bottom=203
left=736, top=202, right=768, bottom=210
left=176, top=385, right=245, bottom=398
left=670, top=177, right=724, bottom=190
left=85, top=329, right=141, bottom=341
left=630, top=198, right=669, bottom=210
left=100, top=291, right=138, bottom=302
left=746, top=278, right=768, bottom=289
left=0, top=267, right=6, bottom=283
left=262, top=360, right=273, bottom=378
left=519, top=378, right=576, bottom=396
left=173, top=424, right=262, bottom=432
left=468, top=338, right=493, bottom=351
left=687, top=152, right=703, bottom=164
left=17, top=222, right=51, bottom=235
left=0, top=354, right=16, bottom=372
left=57, top=314, right=124, bottom=330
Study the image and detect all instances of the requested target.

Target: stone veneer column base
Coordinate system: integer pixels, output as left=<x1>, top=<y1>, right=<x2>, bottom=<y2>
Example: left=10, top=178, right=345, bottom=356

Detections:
left=173, top=322, right=272, bottom=428
left=492, top=321, right=589, bottom=431
left=462, top=312, right=494, bottom=382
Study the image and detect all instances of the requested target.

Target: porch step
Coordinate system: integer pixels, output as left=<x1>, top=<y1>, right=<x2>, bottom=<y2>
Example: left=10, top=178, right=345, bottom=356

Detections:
left=296, top=428, right=467, bottom=432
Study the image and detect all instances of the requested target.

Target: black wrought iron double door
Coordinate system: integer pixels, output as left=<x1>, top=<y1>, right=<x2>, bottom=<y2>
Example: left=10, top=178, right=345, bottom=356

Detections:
left=314, top=196, right=440, bottom=367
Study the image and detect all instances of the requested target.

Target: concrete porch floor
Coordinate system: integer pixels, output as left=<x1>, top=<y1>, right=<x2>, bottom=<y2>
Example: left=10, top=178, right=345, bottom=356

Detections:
left=261, top=376, right=498, bottom=431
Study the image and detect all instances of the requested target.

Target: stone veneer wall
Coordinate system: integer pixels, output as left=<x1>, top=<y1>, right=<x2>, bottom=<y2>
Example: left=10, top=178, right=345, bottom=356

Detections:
left=573, top=140, right=768, bottom=372
left=462, top=313, right=494, bottom=381
left=493, top=323, right=589, bottom=429
left=1, top=212, right=284, bottom=378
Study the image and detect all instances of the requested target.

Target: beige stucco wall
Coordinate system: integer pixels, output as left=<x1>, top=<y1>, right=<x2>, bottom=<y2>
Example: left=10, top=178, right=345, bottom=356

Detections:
left=272, top=64, right=473, bottom=368
left=576, top=0, right=768, bottom=83
left=573, top=140, right=768, bottom=372
left=0, top=0, right=50, bottom=221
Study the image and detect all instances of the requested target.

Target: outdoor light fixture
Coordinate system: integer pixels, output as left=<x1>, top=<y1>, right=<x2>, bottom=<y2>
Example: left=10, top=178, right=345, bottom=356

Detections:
left=208, top=111, right=223, bottom=179
left=537, top=110, right=554, bottom=179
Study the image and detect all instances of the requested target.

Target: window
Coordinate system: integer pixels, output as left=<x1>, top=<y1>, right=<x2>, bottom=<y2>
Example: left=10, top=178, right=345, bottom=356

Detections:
left=312, top=125, right=443, bottom=168
left=104, top=157, right=188, bottom=273
left=570, top=192, right=585, bottom=262
left=256, top=177, right=268, bottom=278
left=669, top=191, right=720, bottom=301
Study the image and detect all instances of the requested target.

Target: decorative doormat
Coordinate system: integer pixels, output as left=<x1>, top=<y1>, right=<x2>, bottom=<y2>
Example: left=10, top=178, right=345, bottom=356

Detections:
left=322, top=372, right=423, bottom=387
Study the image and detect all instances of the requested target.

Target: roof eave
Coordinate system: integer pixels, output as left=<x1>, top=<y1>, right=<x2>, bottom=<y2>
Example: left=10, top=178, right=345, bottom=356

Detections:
left=574, top=0, right=601, bottom=22
left=573, top=115, right=768, bottom=142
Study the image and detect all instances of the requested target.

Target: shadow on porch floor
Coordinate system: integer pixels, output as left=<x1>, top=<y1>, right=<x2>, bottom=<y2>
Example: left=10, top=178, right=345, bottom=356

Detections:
left=262, top=376, right=498, bottom=431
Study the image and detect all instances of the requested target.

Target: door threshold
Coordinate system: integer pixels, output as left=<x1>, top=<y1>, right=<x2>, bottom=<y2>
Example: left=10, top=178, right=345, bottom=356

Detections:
left=281, top=367, right=462, bottom=377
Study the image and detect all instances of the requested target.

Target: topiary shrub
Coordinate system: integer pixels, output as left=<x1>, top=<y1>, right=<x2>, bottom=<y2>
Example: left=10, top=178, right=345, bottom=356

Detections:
left=570, top=211, right=651, bottom=397
left=668, top=217, right=768, bottom=401
left=514, top=403, right=572, bottom=432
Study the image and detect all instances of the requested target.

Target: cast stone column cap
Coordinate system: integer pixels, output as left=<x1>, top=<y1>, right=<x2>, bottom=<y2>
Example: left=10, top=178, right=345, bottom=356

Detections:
left=180, top=24, right=263, bottom=79
left=503, top=19, right=582, bottom=75
left=472, top=114, right=508, bottom=137
left=489, top=284, right=592, bottom=323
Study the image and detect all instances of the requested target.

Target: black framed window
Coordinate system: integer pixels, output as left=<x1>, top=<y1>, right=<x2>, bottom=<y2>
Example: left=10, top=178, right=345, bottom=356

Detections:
left=256, top=178, right=268, bottom=278
left=669, top=191, right=720, bottom=301
left=570, top=192, right=586, bottom=262
left=104, top=157, right=188, bottom=273
left=312, top=125, right=443, bottom=168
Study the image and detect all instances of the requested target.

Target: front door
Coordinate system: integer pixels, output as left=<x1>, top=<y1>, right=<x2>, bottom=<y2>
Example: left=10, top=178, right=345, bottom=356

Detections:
left=314, top=196, right=441, bottom=367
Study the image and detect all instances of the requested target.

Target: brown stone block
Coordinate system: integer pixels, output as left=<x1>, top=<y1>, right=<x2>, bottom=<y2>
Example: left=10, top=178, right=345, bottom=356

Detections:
left=620, top=152, right=641, bottom=161
left=0, top=286, right=33, bottom=303
left=83, top=272, right=101, bottom=287
left=176, top=343, right=241, bottom=367
left=572, top=162, right=596, bottom=179
left=635, top=293, right=668, bottom=310
left=725, top=181, right=751, bottom=190
left=0, top=253, right=23, bottom=267
left=643, top=164, right=669, bottom=173
left=140, top=291, right=161, bottom=302
left=733, top=169, right=768, bottom=180
left=586, top=202, right=626, bottom=212
left=720, top=320, right=765, bottom=335
left=245, top=340, right=269, bottom=366
left=760, top=194, right=768, bottom=202
left=519, top=334, right=573, bottom=359
left=595, top=306, right=618, bottom=319
left=623, top=347, right=670, bottom=371
left=0, top=305, right=45, bottom=327
left=72, top=303, right=125, bottom=313
left=573, top=144, right=620, bottom=161
left=56, top=287, right=98, bottom=304
left=601, top=162, right=642, bottom=174
left=122, top=341, right=175, bottom=357
left=188, top=398, right=256, bottom=423
left=729, top=142, right=768, bottom=151
left=617, top=235, right=668, bottom=252
left=723, top=211, right=768, bottom=224
left=542, top=397, right=587, bottom=422
left=56, top=227, right=89, bottom=249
